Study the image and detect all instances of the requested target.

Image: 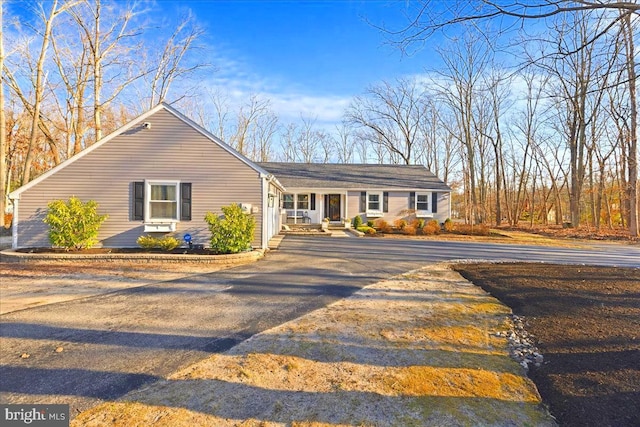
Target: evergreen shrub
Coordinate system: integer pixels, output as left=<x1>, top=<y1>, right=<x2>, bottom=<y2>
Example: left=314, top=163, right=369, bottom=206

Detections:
left=205, top=204, right=256, bottom=254
left=43, top=197, right=108, bottom=250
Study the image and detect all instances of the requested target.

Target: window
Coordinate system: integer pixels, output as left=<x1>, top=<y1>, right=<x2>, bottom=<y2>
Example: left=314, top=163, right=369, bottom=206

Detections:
left=416, top=193, right=430, bottom=211
left=297, top=194, right=310, bottom=210
left=367, top=192, right=382, bottom=212
left=415, top=192, right=432, bottom=217
left=148, top=182, right=178, bottom=220
left=283, top=194, right=294, bottom=210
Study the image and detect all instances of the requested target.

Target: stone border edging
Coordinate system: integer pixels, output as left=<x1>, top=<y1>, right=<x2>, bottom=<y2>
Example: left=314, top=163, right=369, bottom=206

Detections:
left=347, top=228, right=364, bottom=237
left=0, top=248, right=264, bottom=265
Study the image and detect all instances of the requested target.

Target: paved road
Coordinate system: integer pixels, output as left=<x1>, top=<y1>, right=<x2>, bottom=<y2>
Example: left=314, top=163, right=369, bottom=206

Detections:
left=1, top=236, right=638, bottom=416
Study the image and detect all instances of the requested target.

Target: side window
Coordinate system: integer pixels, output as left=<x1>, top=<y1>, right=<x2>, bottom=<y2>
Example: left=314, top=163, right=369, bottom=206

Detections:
left=367, top=192, right=381, bottom=212
left=148, top=183, right=179, bottom=220
left=283, top=194, right=294, bottom=210
left=132, top=180, right=191, bottom=223
left=297, top=194, right=310, bottom=210
left=416, top=193, right=430, bottom=211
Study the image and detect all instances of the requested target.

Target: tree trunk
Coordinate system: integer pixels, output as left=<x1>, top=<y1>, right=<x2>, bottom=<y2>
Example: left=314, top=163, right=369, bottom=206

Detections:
left=22, top=0, right=60, bottom=185
left=0, top=0, right=5, bottom=227
left=622, top=13, right=638, bottom=237
left=93, top=0, right=103, bottom=142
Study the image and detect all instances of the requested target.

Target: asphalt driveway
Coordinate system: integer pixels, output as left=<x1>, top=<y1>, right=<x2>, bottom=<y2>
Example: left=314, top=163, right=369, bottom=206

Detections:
left=1, top=236, right=638, bottom=417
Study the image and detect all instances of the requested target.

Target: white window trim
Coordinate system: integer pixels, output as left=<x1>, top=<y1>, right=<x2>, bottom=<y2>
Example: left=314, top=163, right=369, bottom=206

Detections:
left=366, top=191, right=383, bottom=217
left=145, top=180, right=180, bottom=223
left=415, top=191, right=433, bottom=218
left=282, top=194, right=294, bottom=210
left=296, top=193, right=310, bottom=210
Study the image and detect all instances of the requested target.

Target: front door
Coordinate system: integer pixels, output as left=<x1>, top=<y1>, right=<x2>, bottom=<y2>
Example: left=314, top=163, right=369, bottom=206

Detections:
left=325, top=194, right=341, bottom=221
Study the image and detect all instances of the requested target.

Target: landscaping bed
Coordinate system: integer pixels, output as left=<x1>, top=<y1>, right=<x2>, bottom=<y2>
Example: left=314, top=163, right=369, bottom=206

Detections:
left=15, top=247, right=227, bottom=255
left=452, top=262, right=640, bottom=427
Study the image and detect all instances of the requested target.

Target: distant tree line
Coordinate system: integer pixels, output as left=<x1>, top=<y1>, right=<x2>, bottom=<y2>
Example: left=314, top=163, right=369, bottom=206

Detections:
left=1, top=0, right=637, bottom=236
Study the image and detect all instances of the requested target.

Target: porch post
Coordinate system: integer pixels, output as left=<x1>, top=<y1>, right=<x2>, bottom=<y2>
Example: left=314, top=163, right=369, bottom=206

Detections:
left=344, top=192, right=348, bottom=222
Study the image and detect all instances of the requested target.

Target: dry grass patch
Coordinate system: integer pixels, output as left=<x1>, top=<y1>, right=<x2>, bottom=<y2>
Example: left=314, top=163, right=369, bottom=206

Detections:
left=73, top=265, right=556, bottom=427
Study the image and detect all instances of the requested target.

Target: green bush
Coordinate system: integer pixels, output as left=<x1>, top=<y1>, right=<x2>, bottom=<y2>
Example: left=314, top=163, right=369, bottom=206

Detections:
left=408, top=218, right=425, bottom=231
left=137, top=235, right=158, bottom=250
left=352, top=215, right=363, bottom=228
left=367, top=220, right=375, bottom=227
left=136, top=235, right=181, bottom=251
left=357, top=226, right=376, bottom=235
left=205, top=204, right=256, bottom=254
left=43, top=197, right=108, bottom=250
left=157, top=236, right=180, bottom=251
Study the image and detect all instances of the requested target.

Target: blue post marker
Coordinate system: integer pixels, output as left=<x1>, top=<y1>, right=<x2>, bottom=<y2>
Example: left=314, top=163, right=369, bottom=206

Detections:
left=184, top=233, right=192, bottom=249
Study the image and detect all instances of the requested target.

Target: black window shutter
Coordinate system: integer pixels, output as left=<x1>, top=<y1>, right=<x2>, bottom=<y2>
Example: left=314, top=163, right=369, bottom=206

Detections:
left=311, top=193, right=316, bottom=210
left=181, top=183, right=192, bottom=221
left=409, top=192, right=415, bottom=210
left=133, top=182, right=144, bottom=220
left=383, top=192, right=389, bottom=212
left=432, top=192, right=438, bottom=213
left=360, top=192, right=366, bottom=212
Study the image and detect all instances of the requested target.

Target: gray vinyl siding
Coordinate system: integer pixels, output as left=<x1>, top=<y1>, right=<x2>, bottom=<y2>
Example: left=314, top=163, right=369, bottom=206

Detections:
left=348, top=190, right=450, bottom=224
left=15, top=109, right=264, bottom=248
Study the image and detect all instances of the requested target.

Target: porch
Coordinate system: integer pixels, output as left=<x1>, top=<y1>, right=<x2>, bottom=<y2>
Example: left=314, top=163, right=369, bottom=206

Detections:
left=282, top=192, right=350, bottom=226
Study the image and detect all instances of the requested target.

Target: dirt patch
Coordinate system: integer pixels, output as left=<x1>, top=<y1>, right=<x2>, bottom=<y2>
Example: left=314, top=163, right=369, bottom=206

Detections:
left=72, top=265, right=556, bottom=426
left=453, top=263, right=640, bottom=427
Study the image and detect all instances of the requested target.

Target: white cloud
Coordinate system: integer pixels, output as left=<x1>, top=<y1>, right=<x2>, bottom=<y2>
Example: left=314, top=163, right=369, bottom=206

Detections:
left=197, top=47, right=352, bottom=125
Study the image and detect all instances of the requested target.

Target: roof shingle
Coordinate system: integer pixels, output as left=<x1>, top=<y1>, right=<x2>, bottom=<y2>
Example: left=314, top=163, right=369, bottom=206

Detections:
left=258, top=163, right=451, bottom=191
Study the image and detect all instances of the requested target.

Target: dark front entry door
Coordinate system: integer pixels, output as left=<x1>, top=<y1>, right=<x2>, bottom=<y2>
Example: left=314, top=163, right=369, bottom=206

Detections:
left=325, top=194, right=341, bottom=221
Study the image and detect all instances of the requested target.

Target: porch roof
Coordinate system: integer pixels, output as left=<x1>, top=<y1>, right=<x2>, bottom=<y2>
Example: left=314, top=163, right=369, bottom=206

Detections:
left=258, top=163, right=451, bottom=191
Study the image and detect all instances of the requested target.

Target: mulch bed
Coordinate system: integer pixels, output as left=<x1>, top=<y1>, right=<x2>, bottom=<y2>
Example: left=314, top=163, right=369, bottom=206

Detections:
left=452, top=262, right=640, bottom=427
left=499, top=225, right=638, bottom=242
left=15, top=247, right=223, bottom=255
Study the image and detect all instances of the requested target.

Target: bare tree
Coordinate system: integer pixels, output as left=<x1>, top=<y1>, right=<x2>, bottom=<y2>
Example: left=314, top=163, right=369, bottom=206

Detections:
left=229, top=94, right=272, bottom=155
left=318, top=129, right=334, bottom=163
left=69, top=0, right=144, bottom=142
left=620, top=12, right=638, bottom=236
left=279, top=122, right=299, bottom=163
left=5, top=0, right=78, bottom=184
left=145, top=12, right=209, bottom=108
left=204, top=89, right=233, bottom=142
left=433, top=30, right=493, bottom=223
left=49, top=10, right=92, bottom=157
left=385, top=1, right=639, bottom=55
left=347, top=77, right=427, bottom=165
left=0, top=0, right=5, bottom=227
left=297, top=116, right=321, bottom=163
left=248, top=109, right=279, bottom=162
left=333, top=122, right=354, bottom=164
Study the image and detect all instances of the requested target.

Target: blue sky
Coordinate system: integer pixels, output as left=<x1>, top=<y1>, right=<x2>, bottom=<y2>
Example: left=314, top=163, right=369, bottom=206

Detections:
left=155, top=0, right=442, bottom=123
left=4, top=0, right=446, bottom=126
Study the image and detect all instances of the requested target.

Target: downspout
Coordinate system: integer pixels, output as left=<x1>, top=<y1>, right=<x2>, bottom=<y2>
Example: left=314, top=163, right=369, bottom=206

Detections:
left=261, top=174, right=268, bottom=250
left=10, top=195, right=18, bottom=249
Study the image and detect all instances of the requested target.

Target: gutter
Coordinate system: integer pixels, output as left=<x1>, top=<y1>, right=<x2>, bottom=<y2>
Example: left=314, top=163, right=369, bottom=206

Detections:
left=9, top=194, right=18, bottom=249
